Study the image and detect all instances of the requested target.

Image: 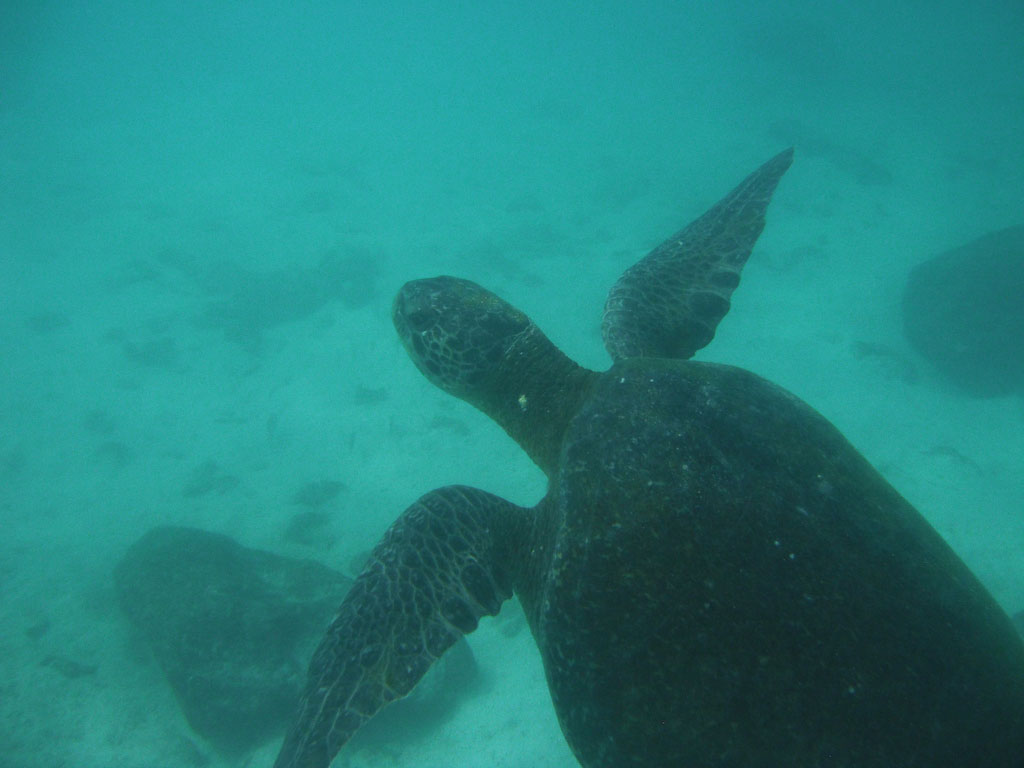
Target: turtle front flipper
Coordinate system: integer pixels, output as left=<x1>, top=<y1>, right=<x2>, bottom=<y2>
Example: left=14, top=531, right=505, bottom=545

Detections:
left=274, top=485, right=524, bottom=768
left=602, top=148, right=793, bottom=361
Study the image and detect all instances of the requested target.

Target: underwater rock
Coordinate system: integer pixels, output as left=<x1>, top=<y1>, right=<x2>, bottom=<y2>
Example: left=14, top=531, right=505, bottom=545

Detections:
left=851, top=340, right=919, bottom=385
left=767, top=120, right=893, bottom=185
left=24, top=311, right=70, bottom=334
left=40, top=654, right=98, bottom=679
left=290, top=479, right=345, bottom=508
left=352, top=385, right=389, bottom=405
left=114, top=526, right=352, bottom=754
left=115, top=526, right=480, bottom=755
left=83, top=409, right=117, bottom=435
left=1015, top=611, right=1024, bottom=639
left=120, top=335, right=180, bottom=368
left=196, top=248, right=380, bottom=350
left=283, top=510, right=335, bottom=548
left=181, top=460, right=238, bottom=498
left=93, top=440, right=134, bottom=468
left=25, top=618, right=50, bottom=641
left=902, top=225, right=1024, bottom=396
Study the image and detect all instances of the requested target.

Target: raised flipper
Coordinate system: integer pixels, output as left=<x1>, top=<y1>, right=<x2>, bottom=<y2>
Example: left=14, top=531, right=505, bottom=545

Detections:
left=601, top=148, right=794, bottom=361
left=274, top=485, right=525, bottom=768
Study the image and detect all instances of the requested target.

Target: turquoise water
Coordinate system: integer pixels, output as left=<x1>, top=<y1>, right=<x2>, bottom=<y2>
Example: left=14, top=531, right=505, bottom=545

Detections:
left=2, top=2, right=1022, bottom=766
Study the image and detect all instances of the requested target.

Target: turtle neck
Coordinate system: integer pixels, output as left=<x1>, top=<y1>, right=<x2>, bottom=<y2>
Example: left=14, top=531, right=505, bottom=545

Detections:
left=466, top=322, right=597, bottom=478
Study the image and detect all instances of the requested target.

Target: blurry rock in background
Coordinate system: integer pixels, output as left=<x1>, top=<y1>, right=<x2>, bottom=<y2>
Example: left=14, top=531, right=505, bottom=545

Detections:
left=283, top=510, right=335, bottom=549
left=290, top=479, right=346, bottom=509
left=115, top=525, right=480, bottom=757
left=115, top=526, right=352, bottom=754
left=181, top=459, right=239, bottom=499
left=902, top=225, right=1024, bottom=397
left=195, top=247, right=380, bottom=351
left=114, top=244, right=383, bottom=356
left=767, top=119, right=893, bottom=186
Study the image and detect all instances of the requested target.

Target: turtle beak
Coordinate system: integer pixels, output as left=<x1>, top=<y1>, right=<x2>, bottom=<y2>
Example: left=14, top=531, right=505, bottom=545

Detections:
left=393, top=280, right=439, bottom=337
left=392, top=278, right=457, bottom=387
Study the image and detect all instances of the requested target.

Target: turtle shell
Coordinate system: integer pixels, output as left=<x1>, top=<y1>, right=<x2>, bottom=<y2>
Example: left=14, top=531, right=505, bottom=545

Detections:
left=533, top=357, right=1024, bottom=766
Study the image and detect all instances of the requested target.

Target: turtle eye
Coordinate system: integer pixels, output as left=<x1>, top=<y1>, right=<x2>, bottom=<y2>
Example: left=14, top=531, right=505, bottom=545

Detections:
left=404, top=308, right=435, bottom=333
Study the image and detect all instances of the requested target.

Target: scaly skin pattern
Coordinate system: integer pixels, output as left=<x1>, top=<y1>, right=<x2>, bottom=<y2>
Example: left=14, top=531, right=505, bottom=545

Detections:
left=274, top=486, right=524, bottom=768
left=602, top=148, right=794, bottom=361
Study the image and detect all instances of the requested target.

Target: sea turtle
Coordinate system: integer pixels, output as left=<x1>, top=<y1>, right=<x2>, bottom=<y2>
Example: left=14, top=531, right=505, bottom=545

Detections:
left=275, top=149, right=1024, bottom=767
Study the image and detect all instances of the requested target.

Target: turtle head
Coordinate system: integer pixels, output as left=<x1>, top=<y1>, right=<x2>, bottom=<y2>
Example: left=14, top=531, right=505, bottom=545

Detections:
left=393, top=276, right=593, bottom=475
left=393, top=277, right=532, bottom=401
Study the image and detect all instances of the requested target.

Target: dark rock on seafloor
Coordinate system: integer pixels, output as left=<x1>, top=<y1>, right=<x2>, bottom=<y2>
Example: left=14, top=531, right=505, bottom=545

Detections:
left=114, top=526, right=353, bottom=754
left=115, top=526, right=481, bottom=756
left=902, top=225, right=1024, bottom=397
left=290, top=479, right=346, bottom=508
